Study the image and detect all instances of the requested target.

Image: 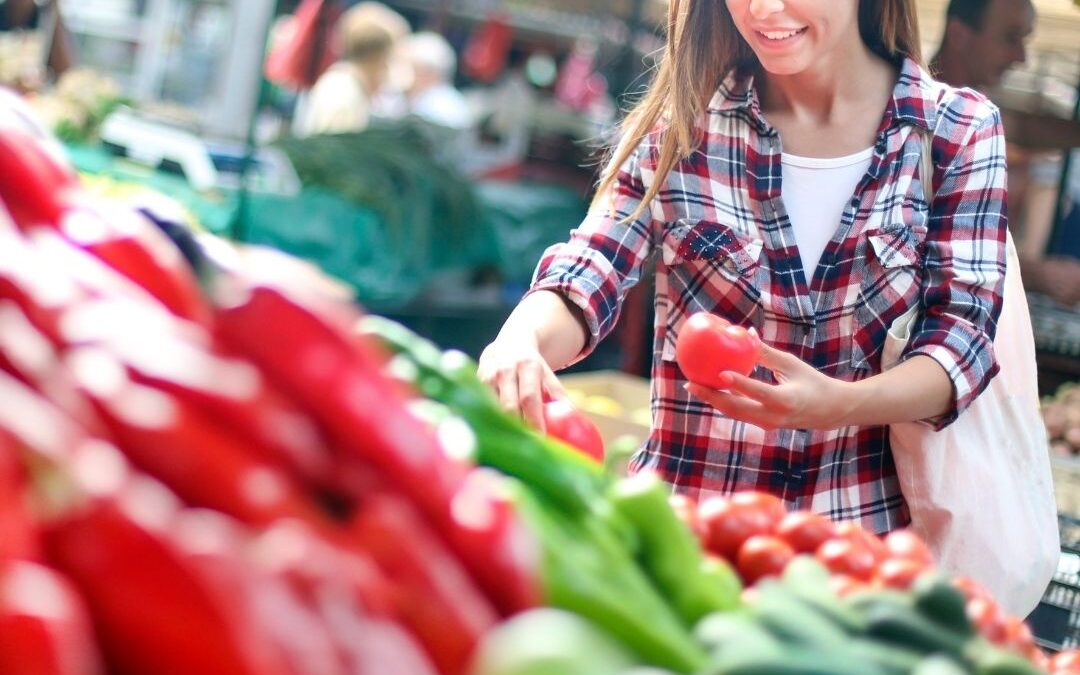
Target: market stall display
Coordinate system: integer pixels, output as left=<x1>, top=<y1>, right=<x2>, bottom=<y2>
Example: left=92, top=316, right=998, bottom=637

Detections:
left=0, top=125, right=1077, bottom=674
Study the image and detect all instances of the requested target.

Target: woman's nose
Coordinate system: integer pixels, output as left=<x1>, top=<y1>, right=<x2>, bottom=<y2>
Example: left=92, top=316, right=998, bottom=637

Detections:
left=748, top=0, right=785, bottom=20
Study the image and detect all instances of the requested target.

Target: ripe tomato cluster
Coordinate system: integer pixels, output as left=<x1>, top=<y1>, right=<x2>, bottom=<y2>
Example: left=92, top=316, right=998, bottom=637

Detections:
left=670, top=490, right=1078, bottom=673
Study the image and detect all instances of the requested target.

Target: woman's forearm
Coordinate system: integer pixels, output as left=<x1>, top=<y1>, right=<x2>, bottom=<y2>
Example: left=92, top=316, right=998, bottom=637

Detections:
left=839, top=354, right=954, bottom=427
left=494, top=290, right=589, bottom=371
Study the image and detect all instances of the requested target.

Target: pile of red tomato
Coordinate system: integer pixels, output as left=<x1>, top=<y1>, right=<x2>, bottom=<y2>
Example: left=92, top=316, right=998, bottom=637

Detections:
left=670, top=491, right=1080, bottom=674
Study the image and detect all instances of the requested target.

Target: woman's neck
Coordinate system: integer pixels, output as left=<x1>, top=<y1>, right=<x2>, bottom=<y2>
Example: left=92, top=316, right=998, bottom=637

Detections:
left=758, top=39, right=895, bottom=127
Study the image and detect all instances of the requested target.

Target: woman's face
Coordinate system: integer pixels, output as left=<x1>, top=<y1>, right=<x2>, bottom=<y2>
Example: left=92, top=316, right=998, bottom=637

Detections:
left=724, top=0, right=861, bottom=76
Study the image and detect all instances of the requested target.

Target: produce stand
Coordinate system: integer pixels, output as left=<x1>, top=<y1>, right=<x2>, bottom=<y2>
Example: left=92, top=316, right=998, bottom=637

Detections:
left=2, top=126, right=1080, bottom=674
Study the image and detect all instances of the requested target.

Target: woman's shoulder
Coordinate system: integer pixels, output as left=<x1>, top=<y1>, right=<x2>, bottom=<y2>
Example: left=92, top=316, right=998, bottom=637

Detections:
left=915, top=65, right=1001, bottom=136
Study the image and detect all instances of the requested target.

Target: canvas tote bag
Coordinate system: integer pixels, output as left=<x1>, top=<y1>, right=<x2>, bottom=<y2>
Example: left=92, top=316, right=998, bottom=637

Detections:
left=881, top=131, right=1059, bottom=616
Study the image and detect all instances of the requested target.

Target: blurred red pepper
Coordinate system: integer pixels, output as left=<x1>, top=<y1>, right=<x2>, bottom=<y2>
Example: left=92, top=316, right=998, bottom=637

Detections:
left=0, top=559, right=105, bottom=675
left=42, top=475, right=295, bottom=675
left=0, top=130, right=211, bottom=325
left=0, top=430, right=40, bottom=561
left=0, top=301, right=109, bottom=438
left=64, top=344, right=332, bottom=530
left=0, top=129, right=78, bottom=229
left=249, top=520, right=438, bottom=675
left=349, top=491, right=499, bottom=675
left=213, top=249, right=541, bottom=614
left=51, top=201, right=212, bottom=325
left=54, top=295, right=334, bottom=487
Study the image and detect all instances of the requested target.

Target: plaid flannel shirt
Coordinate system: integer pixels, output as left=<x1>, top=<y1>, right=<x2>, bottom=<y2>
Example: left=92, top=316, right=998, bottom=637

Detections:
left=530, top=58, right=1007, bottom=532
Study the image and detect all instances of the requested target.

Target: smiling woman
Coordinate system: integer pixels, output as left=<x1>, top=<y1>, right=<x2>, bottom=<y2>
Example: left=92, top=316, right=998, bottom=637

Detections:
left=477, top=0, right=1008, bottom=538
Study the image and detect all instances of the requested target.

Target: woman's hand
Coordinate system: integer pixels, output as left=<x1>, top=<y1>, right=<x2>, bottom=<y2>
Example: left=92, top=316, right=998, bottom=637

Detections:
left=685, top=343, right=855, bottom=431
left=478, top=335, right=567, bottom=432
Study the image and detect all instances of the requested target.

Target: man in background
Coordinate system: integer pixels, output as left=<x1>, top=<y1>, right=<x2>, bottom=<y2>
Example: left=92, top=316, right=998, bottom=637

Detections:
left=933, top=0, right=1080, bottom=307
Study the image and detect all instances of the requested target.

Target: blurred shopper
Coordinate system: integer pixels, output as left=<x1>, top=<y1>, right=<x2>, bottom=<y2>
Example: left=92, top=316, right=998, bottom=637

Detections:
left=933, top=0, right=1080, bottom=307
left=403, top=31, right=471, bottom=130
left=293, top=1, right=409, bottom=137
left=930, top=0, right=1034, bottom=90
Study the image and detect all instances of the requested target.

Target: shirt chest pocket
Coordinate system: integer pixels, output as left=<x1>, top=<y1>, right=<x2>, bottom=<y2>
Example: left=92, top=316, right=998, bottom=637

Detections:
left=850, top=224, right=926, bottom=372
left=659, top=219, right=765, bottom=361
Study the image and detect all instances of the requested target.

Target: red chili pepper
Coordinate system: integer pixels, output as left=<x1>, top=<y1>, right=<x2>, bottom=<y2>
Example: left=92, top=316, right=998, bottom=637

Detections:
left=0, top=131, right=210, bottom=324
left=349, top=491, right=499, bottom=675
left=63, top=345, right=332, bottom=530
left=213, top=252, right=541, bottom=614
left=0, top=129, right=78, bottom=229
left=53, top=201, right=211, bottom=325
left=248, top=520, right=438, bottom=675
left=43, top=479, right=295, bottom=675
left=0, top=560, right=105, bottom=675
left=0, top=430, right=40, bottom=561
left=54, top=295, right=334, bottom=487
left=0, top=302, right=109, bottom=438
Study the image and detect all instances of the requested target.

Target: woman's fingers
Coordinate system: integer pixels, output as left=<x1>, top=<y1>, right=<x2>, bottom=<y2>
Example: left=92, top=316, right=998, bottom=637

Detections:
left=518, top=362, right=547, bottom=431
left=685, top=383, right=775, bottom=429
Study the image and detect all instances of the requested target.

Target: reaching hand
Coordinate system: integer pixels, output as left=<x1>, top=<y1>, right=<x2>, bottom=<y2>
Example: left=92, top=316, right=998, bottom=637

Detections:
left=477, top=336, right=567, bottom=432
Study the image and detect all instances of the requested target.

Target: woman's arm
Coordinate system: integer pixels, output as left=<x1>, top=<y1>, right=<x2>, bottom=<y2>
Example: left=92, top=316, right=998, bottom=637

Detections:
left=478, top=290, right=588, bottom=430
left=685, top=344, right=952, bottom=431
left=478, top=138, right=657, bottom=429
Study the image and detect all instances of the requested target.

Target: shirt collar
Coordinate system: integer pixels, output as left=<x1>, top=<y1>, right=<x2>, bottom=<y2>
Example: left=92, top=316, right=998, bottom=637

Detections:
left=708, top=56, right=938, bottom=133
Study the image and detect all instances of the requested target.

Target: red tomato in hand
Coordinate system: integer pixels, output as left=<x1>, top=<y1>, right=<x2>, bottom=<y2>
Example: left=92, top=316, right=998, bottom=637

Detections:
left=675, top=312, right=761, bottom=388
left=542, top=400, right=605, bottom=461
left=776, top=511, right=836, bottom=554
left=737, top=535, right=795, bottom=585
left=816, top=537, right=877, bottom=580
left=883, top=530, right=935, bottom=567
left=698, top=496, right=774, bottom=561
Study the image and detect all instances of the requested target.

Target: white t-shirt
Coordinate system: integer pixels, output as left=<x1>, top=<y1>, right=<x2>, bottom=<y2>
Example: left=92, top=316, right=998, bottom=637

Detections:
left=781, top=147, right=874, bottom=281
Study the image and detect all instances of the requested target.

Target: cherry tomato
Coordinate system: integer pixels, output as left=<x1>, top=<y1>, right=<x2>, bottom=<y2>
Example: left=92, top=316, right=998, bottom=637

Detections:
left=776, top=511, right=836, bottom=554
left=966, top=597, right=1008, bottom=645
left=1003, top=617, right=1035, bottom=653
left=731, top=491, right=787, bottom=530
left=1050, top=649, right=1080, bottom=673
left=952, top=576, right=992, bottom=602
left=674, top=312, right=761, bottom=388
left=833, top=522, right=889, bottom=562
left=875, top=558, right=927, bottom=590
left=828, top=573, right=864, bottom=597
left=883, top=530, right=935, bottom=567
left=542, top=400, right=605, bottom=461
left=815, top=537, right=877, bottom=581
left=736, top=535, right=795, bottom=585
left=697, top=496, right=774, bottom=561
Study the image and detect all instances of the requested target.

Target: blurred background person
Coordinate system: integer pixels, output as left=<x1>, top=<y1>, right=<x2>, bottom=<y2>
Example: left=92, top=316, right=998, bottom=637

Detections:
left=403, top=30, right=470, bottom=130
left=933, top=0, right=1080, bottom=308
left=931, top=0, right=1035, bottom=90
left=293, top=1, right=409, bottom=137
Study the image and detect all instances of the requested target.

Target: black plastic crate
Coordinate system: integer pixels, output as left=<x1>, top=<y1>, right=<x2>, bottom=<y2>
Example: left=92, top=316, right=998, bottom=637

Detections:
left=1029, top=514, right=1080, bottom=651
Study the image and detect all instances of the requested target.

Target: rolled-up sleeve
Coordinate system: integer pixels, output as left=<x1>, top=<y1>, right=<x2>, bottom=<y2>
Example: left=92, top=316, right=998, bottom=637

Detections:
left=904, top=104, right=1007, bottom=429
left=529, top=140, right=656, bottom=363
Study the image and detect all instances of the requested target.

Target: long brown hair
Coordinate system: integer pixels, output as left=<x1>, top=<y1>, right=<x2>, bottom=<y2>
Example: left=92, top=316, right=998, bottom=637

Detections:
left=596, top=0, right=923, bottom=220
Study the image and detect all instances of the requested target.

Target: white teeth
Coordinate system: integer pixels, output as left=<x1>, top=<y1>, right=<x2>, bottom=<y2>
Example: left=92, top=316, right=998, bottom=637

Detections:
left=762, top=29, right=801, bottom=40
